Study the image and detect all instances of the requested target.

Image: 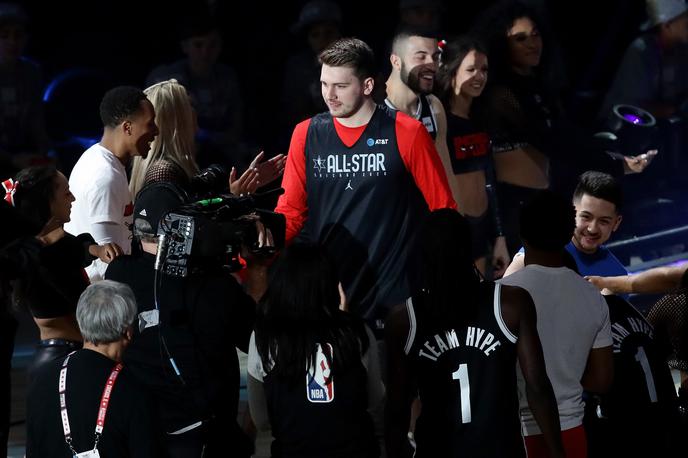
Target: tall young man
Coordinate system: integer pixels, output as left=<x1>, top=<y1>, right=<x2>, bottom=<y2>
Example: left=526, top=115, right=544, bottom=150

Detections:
left=65, top=86, right=159, bottom=280
left=276, top=37, right=456, bottom=333
left=385, top=210, right=563, bottom=458
left=500, top=191, right=613, bottom=458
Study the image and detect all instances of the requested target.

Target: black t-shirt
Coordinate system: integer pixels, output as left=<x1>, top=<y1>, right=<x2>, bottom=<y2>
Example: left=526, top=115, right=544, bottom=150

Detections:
left=263, top=338, right=378, bottom=458
left=15, top=232, right=94, bottom=319
left=407, top=283, right=523, bottom=458
left=105, top=253, right=255, bottom=433
left=26, top=349, right=162, bottom=458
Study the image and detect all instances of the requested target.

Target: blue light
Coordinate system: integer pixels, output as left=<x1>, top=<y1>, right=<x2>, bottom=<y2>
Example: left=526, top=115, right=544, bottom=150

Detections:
left=42, top=68, right=102, bottom=102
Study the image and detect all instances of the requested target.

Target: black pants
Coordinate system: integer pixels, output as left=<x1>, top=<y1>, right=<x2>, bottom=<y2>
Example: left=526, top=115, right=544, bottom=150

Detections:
left=27, top=339, right=81, bottom=383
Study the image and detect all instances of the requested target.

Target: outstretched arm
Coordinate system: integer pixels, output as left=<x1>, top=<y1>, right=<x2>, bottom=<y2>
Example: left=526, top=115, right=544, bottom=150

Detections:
left=587, top=265, right=687, bottom=295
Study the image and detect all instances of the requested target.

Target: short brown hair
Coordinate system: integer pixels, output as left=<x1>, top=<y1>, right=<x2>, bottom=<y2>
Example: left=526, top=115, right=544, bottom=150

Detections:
left=318, top=37, right=376, bottom=80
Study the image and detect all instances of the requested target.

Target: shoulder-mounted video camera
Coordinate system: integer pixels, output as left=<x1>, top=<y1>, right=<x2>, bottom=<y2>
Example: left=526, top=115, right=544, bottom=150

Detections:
left=155, top=190, right=285, bottom=277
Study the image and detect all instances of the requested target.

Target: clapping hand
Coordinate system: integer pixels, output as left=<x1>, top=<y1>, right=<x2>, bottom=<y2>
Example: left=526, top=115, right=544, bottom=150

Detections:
left=229, top=166, right=260, bottom=196
left=228, top=151, right=286, bottom=196
left=250, top=151, right=286, bottom=187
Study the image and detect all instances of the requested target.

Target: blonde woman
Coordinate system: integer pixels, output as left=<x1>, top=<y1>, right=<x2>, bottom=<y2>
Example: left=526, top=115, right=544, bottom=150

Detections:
left=130, top=79, right=285, bottom=199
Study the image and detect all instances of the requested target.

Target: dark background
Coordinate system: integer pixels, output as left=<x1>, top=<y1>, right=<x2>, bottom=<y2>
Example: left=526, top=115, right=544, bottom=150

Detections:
left=18, top=0, right=648, bottom=154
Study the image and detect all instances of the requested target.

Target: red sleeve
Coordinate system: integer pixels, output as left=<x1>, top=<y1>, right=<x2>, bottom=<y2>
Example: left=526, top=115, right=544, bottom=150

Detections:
left=275, top=119, right=311, bottom=242
left=395, top=112, right=458, bottom=211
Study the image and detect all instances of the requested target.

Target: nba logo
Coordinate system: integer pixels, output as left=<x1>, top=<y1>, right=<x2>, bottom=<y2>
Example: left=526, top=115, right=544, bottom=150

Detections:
left=306, top=343, right=334, bottom=403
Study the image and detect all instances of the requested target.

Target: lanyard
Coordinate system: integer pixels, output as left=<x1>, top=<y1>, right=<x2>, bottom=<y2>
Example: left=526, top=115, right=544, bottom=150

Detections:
left=59, top=351, right=123, bottom=456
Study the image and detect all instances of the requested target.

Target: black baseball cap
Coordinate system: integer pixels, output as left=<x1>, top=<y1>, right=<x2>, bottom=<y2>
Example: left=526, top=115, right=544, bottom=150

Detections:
left=133, top=182, right=186, bottom=238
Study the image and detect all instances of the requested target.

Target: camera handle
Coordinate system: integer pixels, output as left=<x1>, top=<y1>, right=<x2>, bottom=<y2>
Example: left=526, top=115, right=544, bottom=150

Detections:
left=154, top=233, right=168, bottom=272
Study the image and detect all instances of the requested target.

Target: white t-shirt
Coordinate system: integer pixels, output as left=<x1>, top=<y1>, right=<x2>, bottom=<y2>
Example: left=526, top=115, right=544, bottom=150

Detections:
left=64, top=143, right=133, bottom=281
left=500, top=265, right=612, bottom=435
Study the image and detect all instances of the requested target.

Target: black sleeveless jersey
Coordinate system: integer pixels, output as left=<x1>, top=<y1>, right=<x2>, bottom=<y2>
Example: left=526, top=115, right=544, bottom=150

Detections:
left=417, top=94, right=438, bottom=140
left=585, top=295, right=680, bottom=456
left=263, top=343, right=378, bottom=458
left=301, top=105, right=428, bottom=327
left=384, top=94, right=438, bottom=140
left=600, top=295, right=678, bottom=424
left=406, top=283, right=524, bottom=458
left=445, top=112, right=490, bottom=174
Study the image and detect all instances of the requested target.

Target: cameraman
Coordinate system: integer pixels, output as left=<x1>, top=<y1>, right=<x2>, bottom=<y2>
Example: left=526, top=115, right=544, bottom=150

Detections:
left=104, top=182, right=269, bottom=457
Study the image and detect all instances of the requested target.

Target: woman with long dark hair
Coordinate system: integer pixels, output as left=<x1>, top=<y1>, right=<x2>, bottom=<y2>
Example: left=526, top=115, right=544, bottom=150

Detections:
left=472, top=0, right=654, bottom=255
left=4, top=165, right=120, bottom=377
left=436, top=36, right=509, bottom=278
left=385, top=209, right=563, bottom=458
left=247, top=243, right=384, bottom=458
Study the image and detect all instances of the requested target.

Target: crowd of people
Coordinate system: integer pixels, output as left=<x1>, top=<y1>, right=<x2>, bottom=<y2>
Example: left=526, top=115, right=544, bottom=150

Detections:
left=1, top=0, right=688, bottom=457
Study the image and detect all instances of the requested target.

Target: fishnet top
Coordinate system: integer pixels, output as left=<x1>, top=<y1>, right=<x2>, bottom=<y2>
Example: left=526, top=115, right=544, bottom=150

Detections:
left=476, top=71, right=625, bottom=186
left=478, top=73, right=555, bottom=154
left=648, top=278, right=688, bottom=371
left=143, top=159, right=190, bottom=189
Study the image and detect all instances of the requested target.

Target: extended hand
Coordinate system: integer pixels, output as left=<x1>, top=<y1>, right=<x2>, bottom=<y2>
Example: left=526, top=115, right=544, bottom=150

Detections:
left=240, top=219, right=275, bottom=266
left=623, top=149, right=657, bottom=174
left=250, top=151, right=286, bottom=187
left=90, top=243, right=123, bottom=263
left=585, top=275, right=606, bottom=290
left=229, top=166, right=260, bottom=195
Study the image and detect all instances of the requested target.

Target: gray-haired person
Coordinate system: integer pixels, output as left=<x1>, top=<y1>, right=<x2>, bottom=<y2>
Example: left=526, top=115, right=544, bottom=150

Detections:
left=26, top=281, right=163, bottom=458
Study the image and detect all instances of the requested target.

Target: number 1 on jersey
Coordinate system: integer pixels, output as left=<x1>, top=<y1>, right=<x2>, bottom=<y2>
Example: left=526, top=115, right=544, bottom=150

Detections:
left=452, top=363, right=471, bottom=423
left=634, top=346, right=658, bottom=402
